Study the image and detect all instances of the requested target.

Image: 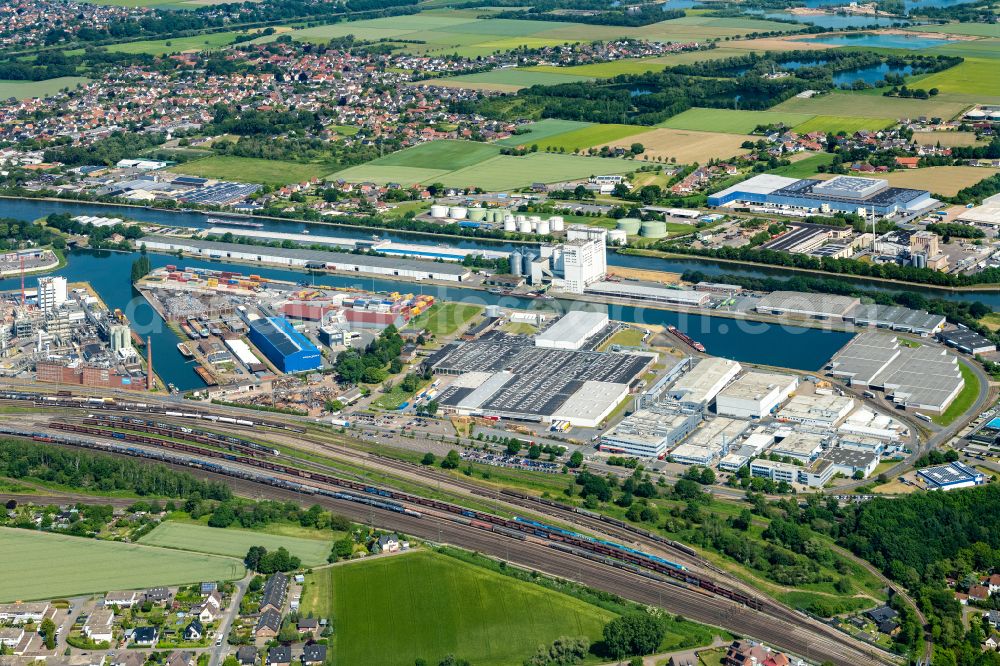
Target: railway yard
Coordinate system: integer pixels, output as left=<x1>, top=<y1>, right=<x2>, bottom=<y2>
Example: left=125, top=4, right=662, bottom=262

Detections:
left=0, top=389, right=899, bottom=666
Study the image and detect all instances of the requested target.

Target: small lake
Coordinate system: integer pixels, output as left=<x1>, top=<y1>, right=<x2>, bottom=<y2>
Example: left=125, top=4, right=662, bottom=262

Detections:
left=799, top=33, right=955, bottom=49
left=799, top=0, right=979, bottom=9
left=751, top=10, right=907, bottom=30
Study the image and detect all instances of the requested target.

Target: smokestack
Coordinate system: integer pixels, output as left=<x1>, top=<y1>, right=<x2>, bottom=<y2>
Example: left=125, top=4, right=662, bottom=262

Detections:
left=146, top=337, right=153, bottom=390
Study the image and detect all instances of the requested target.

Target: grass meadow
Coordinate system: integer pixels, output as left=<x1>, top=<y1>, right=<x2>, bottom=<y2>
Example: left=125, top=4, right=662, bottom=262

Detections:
left=372, top=140, right=500, bottom=170
left=176, top=156, right=332, bottom=186
left=534, top=124, right=648, bottom=152
left=407, top=303, right=483, bottom=336
left=909, top=59, right=1000, bottom=96
left=0, top=527, right=244, bottom=601
left=772, top=91, right=971, bottom=121
left=0, top=77, right=90, bottom=100
left=105, top=31, right=246, bottom=55
left=791, top=115, right=897, bottom=134
left=657, top=108, right=815, bottom=134
left=497, top=119, right=594, bottom=147
left=302, top=550, right=614, bottom=666
left=138, top=521, right=335, bottom=566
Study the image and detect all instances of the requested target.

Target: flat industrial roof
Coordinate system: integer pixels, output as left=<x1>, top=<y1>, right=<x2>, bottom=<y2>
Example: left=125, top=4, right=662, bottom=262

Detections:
left=756, top=291, right=861, bottom=318
left=711, top=174, right=800, bottom=198
left=535, top=311, right=608, bottom=346
left=139, top=236, right=470, bottom=275
left=669, top=357, right=741, bottom=404
left=848, top=304, right=946, bottom=332
left=553, top=381, right=628, bottom=422
left=585, top=280, right=708, bottom=305
left=777, top=393, right=855, bottom=421
left=604, top=406, right=698, bottom=446
left=718, top=371, right=796, bottom=402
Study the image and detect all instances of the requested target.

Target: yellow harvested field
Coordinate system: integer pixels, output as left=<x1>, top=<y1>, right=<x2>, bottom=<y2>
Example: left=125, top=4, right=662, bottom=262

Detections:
left=817, top=166, right=999, bottom=196
left=911, top=131, right=983, bottom=148
left=600, top=128, right=755, bottom=164
left=724, top=36, right=836, bottom=51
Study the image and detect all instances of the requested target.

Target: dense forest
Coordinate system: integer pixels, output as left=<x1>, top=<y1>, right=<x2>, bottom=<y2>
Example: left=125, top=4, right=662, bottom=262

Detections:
left=495, top=4, right=685, bottom=27
left=0, top=438, right=232, bottom=499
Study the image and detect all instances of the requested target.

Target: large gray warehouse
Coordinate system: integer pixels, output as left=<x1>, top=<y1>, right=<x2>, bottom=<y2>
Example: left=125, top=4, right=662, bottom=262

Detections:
left=139, top=236, right=472, bottom=282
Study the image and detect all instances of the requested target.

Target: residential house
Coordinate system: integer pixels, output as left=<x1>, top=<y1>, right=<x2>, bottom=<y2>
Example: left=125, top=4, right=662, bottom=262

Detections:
left=204, top=591, right=223, bottom=611
left=301, top=645, right=326, bottom=666
left=183, top=620, right=203, bottom=642
left=144, top=588, right=170, bottom=604
left=371, top=534, right=401, bottom=554
left=259, top=573, right=287, bottom=613
left=131, top=626, right=158, bottom=647
left=83, top=610, right=115, bottom=644
left=0, top=603, right=50, bottom=624
left=984, top=636, right=999, bottom=652
left=111, top=652, right=146, bottom=666
left=724, top=640, right=782, bottom=666
left=987, top=610, right=1000, bottom=630
left=984, top=574, right=1000, bottom=595
left=296, top=618, right=318, bottom=637
left=267, top=647, right=291, bottom=666
left=192, top=602, right=218, bottom=623
left=200, top=583, right=217, bottom=594
left=166, top=652, right=194, bottom=666
left=236, top=646, right=257, bottom=666
left=667, top=654, right=697, bottom=666
left=970, top=585, right=991, bottom=602
left=104, top=591, right=140, bottom=608
left=255, top=609, right=282, bottom=639
left=866, top=606, right=900, bottom=635
left=0, top=628, right=24, bottom=648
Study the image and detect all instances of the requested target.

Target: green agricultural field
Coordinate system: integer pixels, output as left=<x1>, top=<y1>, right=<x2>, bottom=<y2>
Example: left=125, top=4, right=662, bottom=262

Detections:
left=496, top=119, right=594, bottom=147
left=927, top=39, right=1000, bottom=60
left=80, top=0, right=198, bottom=7
left=374, top=140, right=500, bottom=170
left=772, top=91, right=971, bottom=121
left=327, top=165, right=449, bottom=185
left=428, top=69, right=592, bottom=91
left=909, top=58, right=1000, bottom=96
left=408, top=303, right=483, bottom=337
left=304, top=551, right=614, bottom=666
left=176, top=156, right=331, bottom=186
left=535, top=124, right=648, bottom=152
left=791, top=115, right=896, bottom=134
left=106, top=31, right=244, bottom=55
left=657, top=108, right=815, bottom=134
left=527, top=49, right=755, bottom=78
left=0, top=77, right=90, bottom=100
left=0, top=527, right=244, bottom=601
left=438, top=152, right=634, bottom=190
left=767, top=152, right=836, bottom=178
left=138, top=521, right=334, bottom=566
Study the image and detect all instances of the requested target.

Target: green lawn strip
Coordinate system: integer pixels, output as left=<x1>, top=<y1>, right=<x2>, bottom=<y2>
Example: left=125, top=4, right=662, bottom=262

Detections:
left=138, top=520, right=335, bottom=565
left=933, top=362, right=979, bottom=426
left=105, top=31, right=245, bottom=55
left=535, top=123, right=649, bottom=152
left=791, top=115, right=896, bottom=134
left=496, top=119, right=594, bottom=147
left=0, top=527, right=244, bottom=601
left=408, top=302, right=483, bottom=336
left=373, top=377, right=431, bottom=410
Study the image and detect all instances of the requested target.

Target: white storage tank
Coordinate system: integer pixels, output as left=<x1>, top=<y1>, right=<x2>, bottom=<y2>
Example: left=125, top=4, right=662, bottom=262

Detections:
left=430, top=204, right=449, bottom=218
left=536, top=219, right=551, bottom=235
left=529, top=215, right=541, bottom=223
left=549, top=216, right=564, bottom=232
left=515, top=214, right=527, bottom=223
left=504, top=217, right=517, bottom=232
left=449, top=206, right=468, bottom=219
left=608, top=228, right=628, bottom=245
left=468, top=208, right=487, bottom=222
left=518, top=219, right=533, bottom=233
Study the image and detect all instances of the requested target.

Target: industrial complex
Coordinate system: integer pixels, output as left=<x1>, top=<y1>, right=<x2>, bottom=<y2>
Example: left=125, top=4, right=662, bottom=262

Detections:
left=708, top=174, right=939, bottom=219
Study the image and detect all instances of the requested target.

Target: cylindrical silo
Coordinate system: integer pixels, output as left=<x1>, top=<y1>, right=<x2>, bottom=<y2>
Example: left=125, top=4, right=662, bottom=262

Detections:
left=510, top=251, right=523, bottom=276
left=515, top=214, right=526, bottom=223
left=430, top=204, right=449, bottom=218
left=617, top=217, right=641, bottom=235
left=522, top=251, right=537, bottom=275
left=449, top=206, right=467, bottom=219
left=529, top=215, right=541, bottom=223
left=468, top=208, right=487, bottom=222
left=504, top=217, right=517, bottom=232
left=549, top=216, right=564, bottom=232
left=518, top=219, right=532, bottom=234
left=640, top=221, right=668, bottom=238
left=485, top=304, right=501, bottom=318
left=536, top=219, right=550, bottom=235
left=608, top=229, right=628, bottom=245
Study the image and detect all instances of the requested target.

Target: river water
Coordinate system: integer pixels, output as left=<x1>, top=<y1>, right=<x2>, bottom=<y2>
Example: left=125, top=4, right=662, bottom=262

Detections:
left=10, top=196, right=994, bottom=390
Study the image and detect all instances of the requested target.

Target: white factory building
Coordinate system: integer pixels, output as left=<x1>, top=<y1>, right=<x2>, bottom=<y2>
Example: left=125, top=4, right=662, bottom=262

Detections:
left=769, top=431, right=825, bottom=463
left=600, top=406, right=702, bottom=458
left=37, top=276, right=68, bottom=313
left=669, top=417, right=748, bottom=465
left=545, top=226, right=608, bottom=294
left=139, top=236, right=472, bottom=282
left=535, top=311, right=609, bottom=350
left=715, top=371, right=798, bottom=419
left=776, top=393, right=855, bottom=427
left=667, top=358, right=742, bottom=408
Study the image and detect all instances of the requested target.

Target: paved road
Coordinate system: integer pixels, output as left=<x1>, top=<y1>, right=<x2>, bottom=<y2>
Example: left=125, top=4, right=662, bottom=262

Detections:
left=209, top=574, right=251, bottom=666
